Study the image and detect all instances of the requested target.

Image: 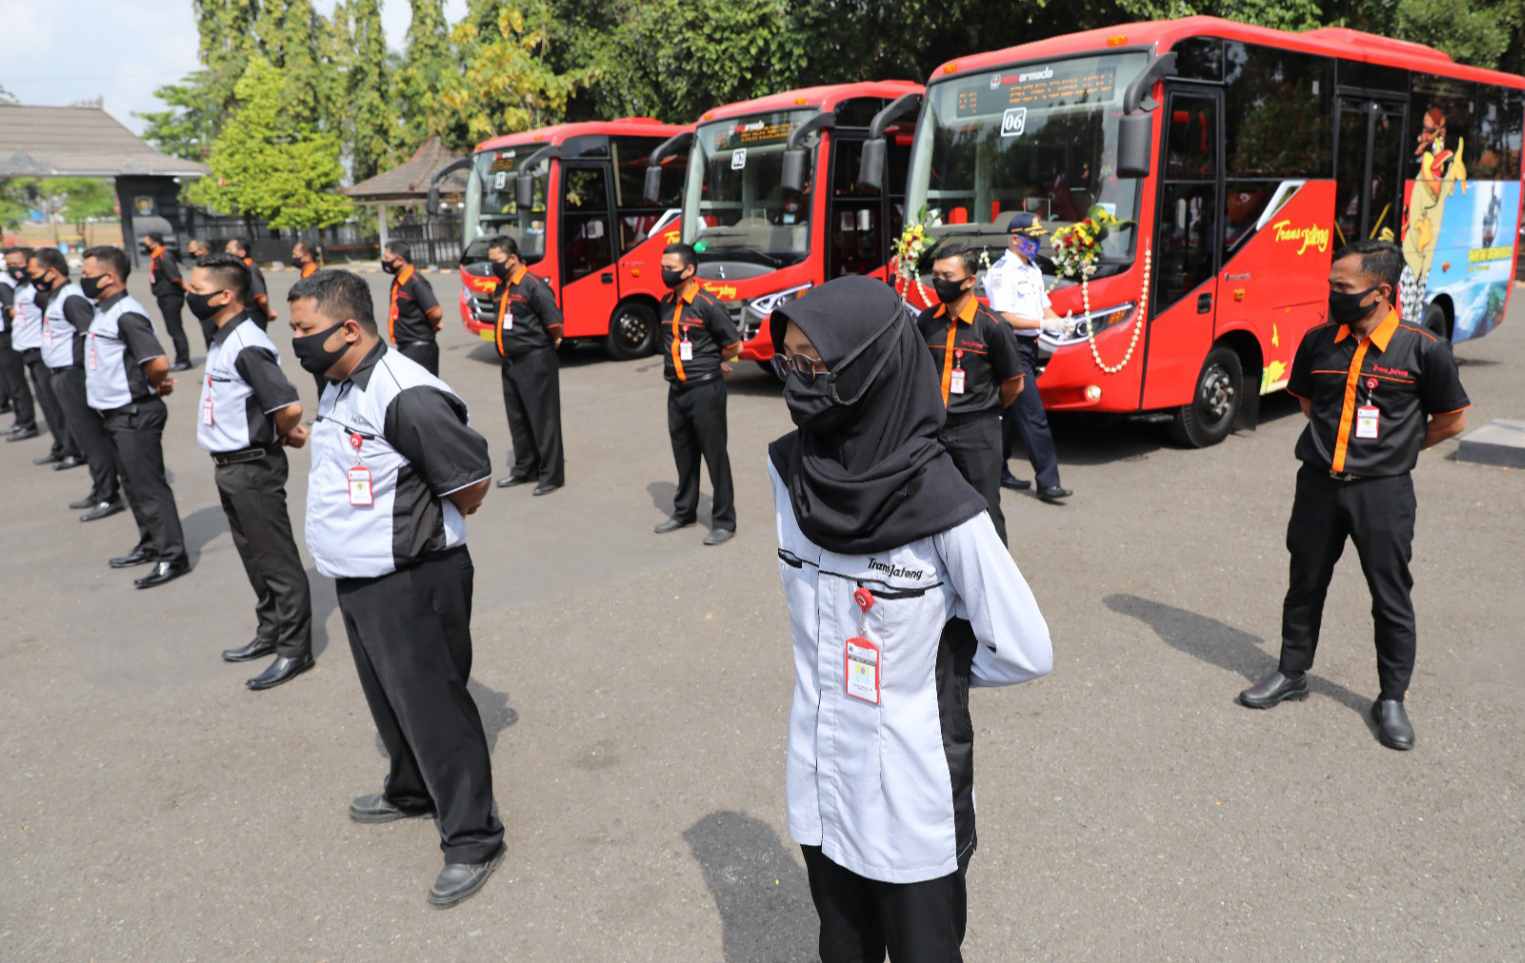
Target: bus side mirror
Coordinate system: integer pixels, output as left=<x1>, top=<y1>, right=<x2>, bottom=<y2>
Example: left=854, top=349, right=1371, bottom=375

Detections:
left=857, top=138, right=886, bottom=192
left=515, top=172, right=535, bottom=211
left=781, top=148, right=807, bottom=194
left=643, top=165, right=664, bottom=205
left=426, top=157, right=472, bottom=217
left=1117, top=114, right=1153, bottom=178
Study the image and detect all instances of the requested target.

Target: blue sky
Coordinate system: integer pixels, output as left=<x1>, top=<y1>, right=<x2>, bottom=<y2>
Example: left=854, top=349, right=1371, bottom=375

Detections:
left=4, top=1, right=468, bottom=137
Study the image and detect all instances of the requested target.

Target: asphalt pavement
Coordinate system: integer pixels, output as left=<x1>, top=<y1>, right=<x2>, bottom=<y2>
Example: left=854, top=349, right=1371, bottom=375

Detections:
left=2, top=270, right=1522, bottom=961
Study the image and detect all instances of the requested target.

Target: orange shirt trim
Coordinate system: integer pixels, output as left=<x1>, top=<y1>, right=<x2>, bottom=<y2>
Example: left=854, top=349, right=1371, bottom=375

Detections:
left=1331, top=309, right=1398, bottom=473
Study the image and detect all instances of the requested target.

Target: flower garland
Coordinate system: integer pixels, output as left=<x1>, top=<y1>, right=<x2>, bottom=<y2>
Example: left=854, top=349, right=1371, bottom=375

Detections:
left=1049, top=206, right=1148, bottom=375
left=894, top=216, right=934, bottom=305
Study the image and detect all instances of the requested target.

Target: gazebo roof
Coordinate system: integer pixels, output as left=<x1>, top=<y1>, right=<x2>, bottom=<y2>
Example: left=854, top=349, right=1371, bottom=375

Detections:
left=0, top=104, right=208, bottom=178
left=343, top=137, right=466, bottom=204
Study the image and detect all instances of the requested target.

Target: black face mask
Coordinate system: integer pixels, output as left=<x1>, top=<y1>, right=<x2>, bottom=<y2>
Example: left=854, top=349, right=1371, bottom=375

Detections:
left=186, top=290, right=226, bottom=321
left=932, top=277, right=969, bottom=305
left=491, top=261, right=509, bottom=280
left=1328, top=285, right=1379, bottom=326
left=80, top=274, right=106, bottom=300
left=8, top=267, right=26, bottom=283
left=780, top=312, right=902, bottom=436
left=381, top=260, right=398, bottom=275
left=661, top=267, right=689, bottom=289
left=292, top=321, right=351, bottom=376
left=29, top=274, right=52, bottom=293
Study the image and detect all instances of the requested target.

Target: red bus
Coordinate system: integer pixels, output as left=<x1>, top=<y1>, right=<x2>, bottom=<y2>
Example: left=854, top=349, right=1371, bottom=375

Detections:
left=861, top=17, right=1523, bottom=445
left=428, top=118, right=690, bottom=359
left=644, top=81, right=924, bottom=366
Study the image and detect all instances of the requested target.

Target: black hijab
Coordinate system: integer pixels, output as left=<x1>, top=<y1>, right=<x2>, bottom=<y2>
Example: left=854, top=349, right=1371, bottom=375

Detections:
left=767, top=276, right=986, bottom=555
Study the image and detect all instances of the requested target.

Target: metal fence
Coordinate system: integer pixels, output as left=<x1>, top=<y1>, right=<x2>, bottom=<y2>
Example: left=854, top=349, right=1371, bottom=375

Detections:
left=180, top=208, right=463, bottom=267
left=388, top=211, right=464, bottom=268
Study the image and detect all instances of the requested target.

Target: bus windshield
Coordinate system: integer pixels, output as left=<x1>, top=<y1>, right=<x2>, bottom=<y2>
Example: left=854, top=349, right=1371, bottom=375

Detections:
left=684, top=109, right=817, bottom=268
left=906, top=52, right=1149, bottom=272
left=463, top=148, right=550, bottom=263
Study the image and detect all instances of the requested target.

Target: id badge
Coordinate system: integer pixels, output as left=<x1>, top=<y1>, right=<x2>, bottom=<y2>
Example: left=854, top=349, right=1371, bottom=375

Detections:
left=949, top=367, right=966, bottom=395
left=1356, top=405, right=1379, bottom=440
left=680, top=339, right=694, bottom=362
left=347, top=465, right=374, bottom=507
left=504, top=313, right=514, bottom=331
left=201, top=377, right=215, bottom=426
left=845, top=636, right=881, bottom=705
left=87, top=334, right=98, bottom=370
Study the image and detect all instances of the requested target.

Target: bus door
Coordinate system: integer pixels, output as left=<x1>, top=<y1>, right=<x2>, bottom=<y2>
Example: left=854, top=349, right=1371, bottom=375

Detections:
left=1334, top=96, right=1408, bottom=249
left=826, top=131, right=910, bottom=283
left=1142, top=84, right=1223, bottom=410
left=558, top=162, right=620, bottom=338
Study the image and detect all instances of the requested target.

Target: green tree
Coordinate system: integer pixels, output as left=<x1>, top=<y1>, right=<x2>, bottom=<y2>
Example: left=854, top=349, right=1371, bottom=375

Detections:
left=348, top=0, right=398, bottom=181
left=138, top=71, right=222, bottom=161
left=393, top=0, right=456, bottom=145
left=44, top=178, right=118, bottom=237
left=193, top=0, right=261, bottom=115
left=187, top=56, right=353, bottom=230
left=254, top=0, right=326, bottom=118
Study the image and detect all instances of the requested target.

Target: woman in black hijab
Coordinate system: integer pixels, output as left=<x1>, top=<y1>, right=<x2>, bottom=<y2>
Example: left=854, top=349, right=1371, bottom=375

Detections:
left=768, top=275, right=1053, bottom=962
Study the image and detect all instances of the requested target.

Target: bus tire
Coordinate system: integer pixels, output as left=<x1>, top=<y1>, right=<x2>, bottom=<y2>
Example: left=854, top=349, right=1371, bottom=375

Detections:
left=1422, top=302, right=1449, bottom=339
left=1169, top=346, right=1243, bottom=448
left=606, top=301, right=658, bottom=360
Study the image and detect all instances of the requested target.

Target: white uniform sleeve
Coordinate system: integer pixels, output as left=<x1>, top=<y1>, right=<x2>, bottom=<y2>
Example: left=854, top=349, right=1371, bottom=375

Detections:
left=984, top=261, right=1014, bottom=313
left=935, top=513, right=1053, bottom=687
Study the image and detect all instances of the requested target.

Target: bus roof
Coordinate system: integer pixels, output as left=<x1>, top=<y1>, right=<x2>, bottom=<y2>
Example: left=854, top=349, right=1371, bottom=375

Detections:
left=696, top=81, right=924, bottom=125
left=474, top=117, right=688, bottom=155
left=932, top=16, right=1525, bottom=91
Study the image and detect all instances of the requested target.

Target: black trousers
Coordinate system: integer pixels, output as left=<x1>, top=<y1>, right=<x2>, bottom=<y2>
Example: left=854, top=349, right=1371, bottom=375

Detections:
left=941, top=411, right=1006, bottom=545
left=397, top=340, right=440, bottom=377
left=803, top=845, right=969, bottom=963
left=336, top=547, right=504, bottom=864
left=155, top=295, right=191, bottom=365
left=500, top=348, right=564, bottom=486
left=102, top=399, right=186, bottom=565
left=0, top=335, right=14, bottom=407
left=1279, top=464, right=1418, bottom=700
left=667, top=378, right=736, bottom=530
left=50, top=366, right=119, bottom=503
left=216, top=449, right=311, bottom=658
left=1, top=342, right=34, bottom=429
left=1002, top=337, right=1061, bottom=490
left=24, top=349, right=77, bottom=459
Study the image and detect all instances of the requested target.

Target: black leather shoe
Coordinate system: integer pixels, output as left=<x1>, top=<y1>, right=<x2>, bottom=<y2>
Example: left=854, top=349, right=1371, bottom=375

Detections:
left=109, top=546, right=156, bottom=569
left=222, top=638, right=278, bottom=663
left=7, top=427, right=40, bottom=441
left=703, top=528, right=736, bottom=547
left=496, top=475, right=533, bottom=489
left=653, top=516, right=695, bottom=534
left=532, top=483, right=561, bottom=496
left=32, top=451, right=63, bottom=465
left=349, top=792, right=434, bottom=824
left=1238, top=670, right=1309, bottom=709
left=1001, top=474, right=1033, bottom=491
left=1037, top=486, right=1073, bottom=503
left=170, top=360, right=193, bottom=372
left=247, top=653, right=314, bottom=690
left=52, top=455, right=85, bottom=471
left=68, top=494, right=97, bottom=510
left=134, top=560, right=190, bottom=589
left=1372, top=699, right=1415, bottom=750
left=428, top=849, right=505, bottom=908
left=80, top=499, right=125, bottom=523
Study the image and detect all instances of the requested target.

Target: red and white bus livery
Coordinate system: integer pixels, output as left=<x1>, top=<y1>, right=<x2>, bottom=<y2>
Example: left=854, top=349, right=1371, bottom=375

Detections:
left=868, top=17, right=1523, bottom=445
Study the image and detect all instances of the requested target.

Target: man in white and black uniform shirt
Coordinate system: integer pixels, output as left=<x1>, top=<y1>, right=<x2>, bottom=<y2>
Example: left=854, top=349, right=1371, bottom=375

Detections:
left=768, top=277, right=1053, bottom=961
left=83, top=246, right=190, bottom=589
left=18, top=249, right=81, bottom=465
left=33, top=247, right=124, bottom=520
left=1, top=247, right=40, bottom=439
left=288, top=269, right=504, bottom=909
left=188, top=254, right=314, bottom=691
left=984, top=214, right=1072, bottom=504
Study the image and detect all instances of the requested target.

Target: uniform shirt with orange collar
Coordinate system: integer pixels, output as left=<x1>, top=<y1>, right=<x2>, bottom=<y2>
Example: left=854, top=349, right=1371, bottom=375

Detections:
left=241, top=256, right=274, bottom=321
left=916, top=296, right=1024, bottom=416
left=299, top=260, right=319, bottom=279
left=493, top=264, right=562, bottom=360
left=387, top=264, right=441, bottom=346
left=1287, top=309, right=1469, bottom=477
left=146, top=244, right=184, bottom=300
left=657, top=280, right=740, bottom=386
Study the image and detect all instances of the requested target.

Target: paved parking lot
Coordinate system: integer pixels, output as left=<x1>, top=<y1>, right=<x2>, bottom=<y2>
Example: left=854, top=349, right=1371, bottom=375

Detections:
left=2, top=270, right=1522, bottom=960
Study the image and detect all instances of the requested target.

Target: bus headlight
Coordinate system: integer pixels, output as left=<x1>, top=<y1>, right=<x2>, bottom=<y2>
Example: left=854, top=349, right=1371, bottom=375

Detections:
left=1041, top=302, right=1136, bottom=346
left=749, top=283, right=812, bottom=318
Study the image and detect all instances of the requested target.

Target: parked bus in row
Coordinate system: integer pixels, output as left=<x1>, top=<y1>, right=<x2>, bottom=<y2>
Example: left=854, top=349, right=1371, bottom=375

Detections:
left=428, top=117, right=690, bottom=359
left=858, top=16, right=1523, bottom=445
left=644, top=81, right=923, bottom=370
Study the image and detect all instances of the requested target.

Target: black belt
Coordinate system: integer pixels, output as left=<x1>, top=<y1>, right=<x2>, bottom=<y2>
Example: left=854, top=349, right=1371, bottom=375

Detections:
left=213, top=446, right=275, bottom=466
left=668, top=372, right=720, bottom=390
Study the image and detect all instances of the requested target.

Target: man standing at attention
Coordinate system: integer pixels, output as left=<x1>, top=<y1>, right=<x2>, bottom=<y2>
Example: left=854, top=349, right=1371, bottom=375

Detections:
left=2, top=247, right=40, bottom=441
left=288, top=268, right=503, bottom=907
left=381, top=242, right=444, bottom=376
left=225, top=238, right=277, bottom=328
left=142, top=233, right=193, bottom=371
left=487, top=235, right=564, bottom=496
left=1238, top=241, right=1469, bottom=751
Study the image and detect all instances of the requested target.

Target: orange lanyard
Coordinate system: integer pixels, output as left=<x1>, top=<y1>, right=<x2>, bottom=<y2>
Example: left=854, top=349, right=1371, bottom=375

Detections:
left=938, top=319, right=958, bottom=405
left=388, top=265, right=413, bottom=342
left=671, top=302, right=687, bottom=382
left=494, top=278, right=512, bottom=357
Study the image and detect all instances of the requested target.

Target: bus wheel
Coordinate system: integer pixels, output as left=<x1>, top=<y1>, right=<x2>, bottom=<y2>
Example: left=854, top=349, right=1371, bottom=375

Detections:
left=1422, top=302, right=1449, bottom=339
left=606, top=301, right=657, bottom=360
left=1169, top=346, right=1242, bottom=448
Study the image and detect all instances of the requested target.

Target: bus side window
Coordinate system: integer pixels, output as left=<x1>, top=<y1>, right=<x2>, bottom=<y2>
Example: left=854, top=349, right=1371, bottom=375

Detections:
left=1157, top=92, right=1219, bottom=313
left=561, top=166, right=616, bottom=282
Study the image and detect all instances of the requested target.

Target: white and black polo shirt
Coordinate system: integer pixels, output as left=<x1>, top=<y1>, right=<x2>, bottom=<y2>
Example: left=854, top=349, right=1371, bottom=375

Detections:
left=0, top=272, right=15, bottom=334
left=197, top=312, right=300, bottom=453
left=86, top=292, right=166, bottom=411
left=305, top=342, right=491, bottom=580
left=41, top=282, right=92, bottom=370
left=11, top=281, right=42, bottom=351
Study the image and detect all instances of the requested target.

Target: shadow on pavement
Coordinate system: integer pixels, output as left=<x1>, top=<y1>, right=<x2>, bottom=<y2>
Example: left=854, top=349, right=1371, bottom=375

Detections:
left=308, top=567, right=339, bottom=660
left=1103, top=593, right=1376, bottom=723
left=684, top=811, right=816, bottom=963
left=181, top=504, right=227, bottom=565
left=367, top=679, right=519, bottom=759
left=647, top=480, right=711, bottom=523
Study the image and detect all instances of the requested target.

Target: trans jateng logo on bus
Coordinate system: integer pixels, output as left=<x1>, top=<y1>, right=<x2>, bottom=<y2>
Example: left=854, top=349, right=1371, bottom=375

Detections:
left=1001, top=107, right=1028, bottom=138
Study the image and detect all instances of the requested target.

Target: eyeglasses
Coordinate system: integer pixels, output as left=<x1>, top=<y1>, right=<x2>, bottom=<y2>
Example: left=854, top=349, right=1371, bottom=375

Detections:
left=772, top=353, right=830, bottom=384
